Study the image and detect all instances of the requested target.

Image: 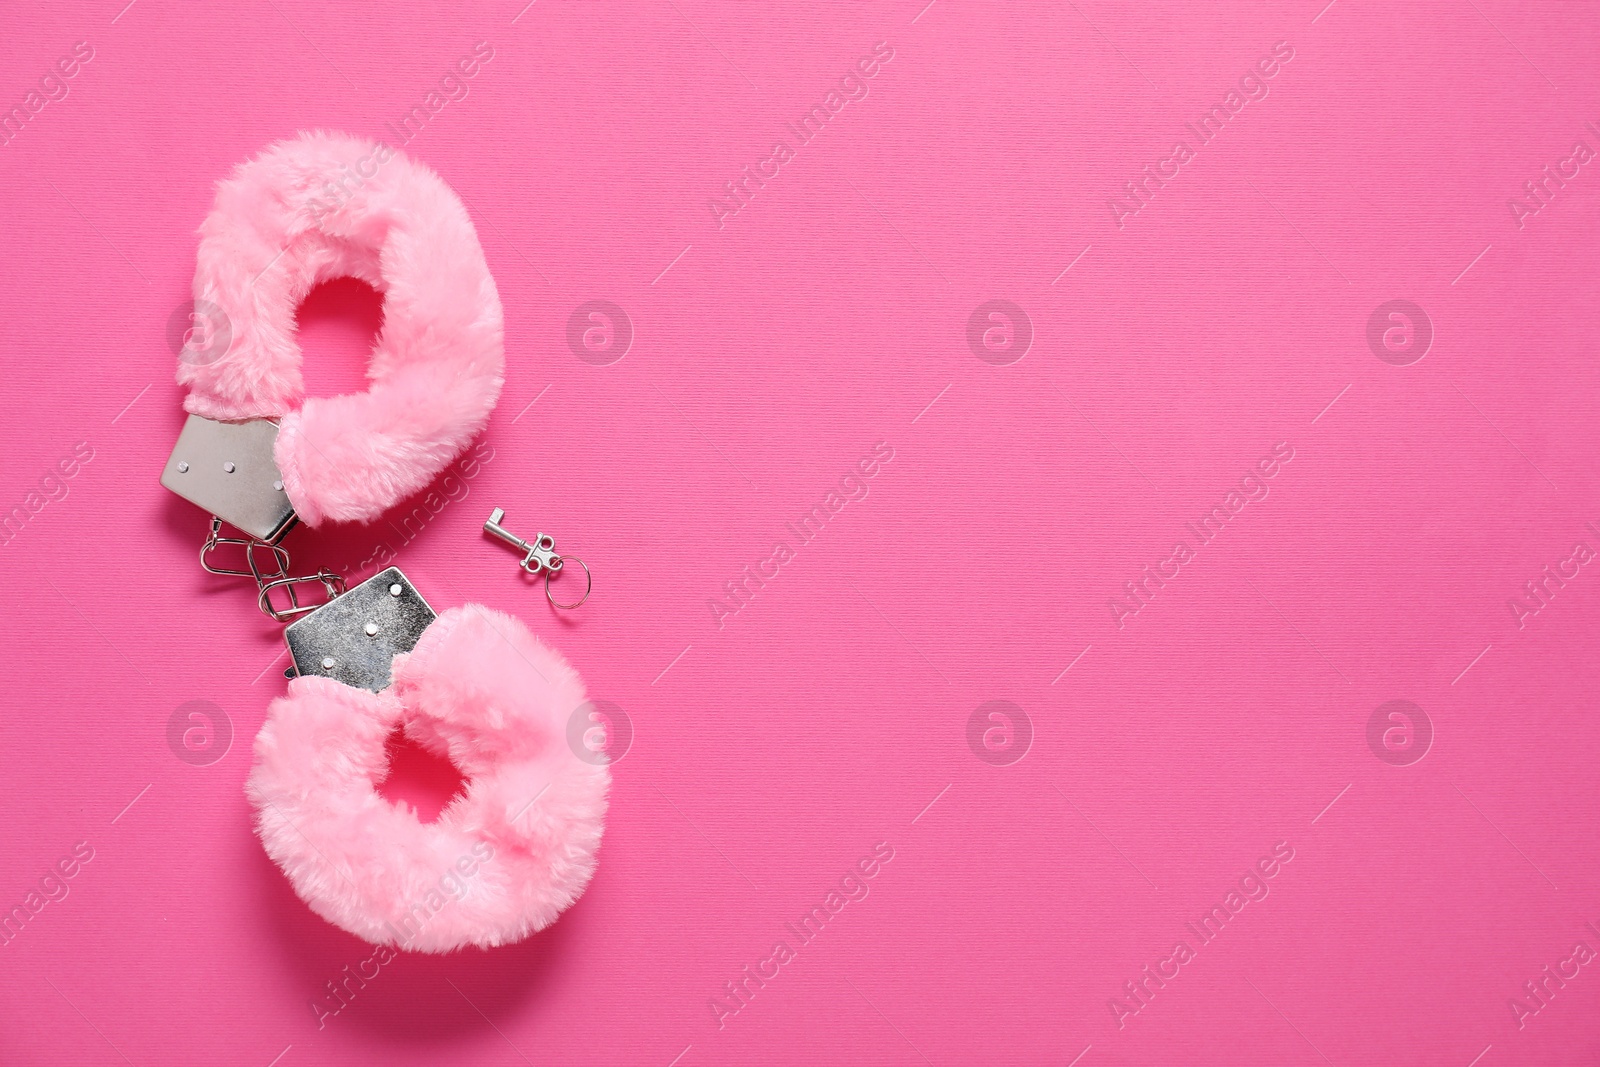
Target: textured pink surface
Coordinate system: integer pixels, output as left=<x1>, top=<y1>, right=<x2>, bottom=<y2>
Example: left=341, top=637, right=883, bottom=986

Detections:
left=2, top=2, right=1599, bottom=1065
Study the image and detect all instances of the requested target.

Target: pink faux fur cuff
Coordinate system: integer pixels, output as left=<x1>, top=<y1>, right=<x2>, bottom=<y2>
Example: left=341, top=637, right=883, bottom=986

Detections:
left=246, top=606, right=608, bottom=951
left=179, top=131, right=505, bottom=526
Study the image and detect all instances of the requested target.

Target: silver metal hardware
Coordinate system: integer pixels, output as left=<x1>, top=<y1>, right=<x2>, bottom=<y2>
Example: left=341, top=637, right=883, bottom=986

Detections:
left=162, top=414, right=297, bottom=544
left=199, top=519, right=290, bottom=581
left=483, top=507, right=592, bottom=609
left=257, top=570, right=347, bottom=622
left=198, top=517, right=346, bottom=622
left=545, top=556, right=591, bottom=611
left=166, top=414, right=337, bottom=627
left=169, top=419, right=448, bottom=691
left=284, top=568, right=437, bottom=692
left=484, top=508, right=558, bottom=572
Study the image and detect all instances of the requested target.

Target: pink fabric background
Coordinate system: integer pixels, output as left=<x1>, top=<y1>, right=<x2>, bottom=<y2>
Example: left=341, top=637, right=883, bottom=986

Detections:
left=2, top=1, right=1598, bottom=1064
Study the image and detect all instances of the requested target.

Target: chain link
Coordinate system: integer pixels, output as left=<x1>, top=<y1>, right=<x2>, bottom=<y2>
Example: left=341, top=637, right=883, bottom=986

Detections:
left=200, top=517, right=346, bottom=623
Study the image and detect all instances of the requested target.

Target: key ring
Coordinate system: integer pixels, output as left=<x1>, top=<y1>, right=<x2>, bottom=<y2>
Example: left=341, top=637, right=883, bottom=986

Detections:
left=544, top=554, right=592, bottom=610
left=484, top=508, right=592, bottom=609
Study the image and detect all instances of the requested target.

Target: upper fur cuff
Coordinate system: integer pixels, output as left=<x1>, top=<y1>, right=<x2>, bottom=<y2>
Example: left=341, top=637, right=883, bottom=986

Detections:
left=178, top=131, right=505, bottom=526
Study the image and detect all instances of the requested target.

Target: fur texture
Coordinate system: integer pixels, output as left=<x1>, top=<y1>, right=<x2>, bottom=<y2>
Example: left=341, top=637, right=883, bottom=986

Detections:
left=246, top=606, right=608, bottom=952
left=180, top=131, right=504, bottom=526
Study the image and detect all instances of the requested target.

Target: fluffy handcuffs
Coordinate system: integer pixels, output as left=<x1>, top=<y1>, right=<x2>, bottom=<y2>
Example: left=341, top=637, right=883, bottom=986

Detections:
left=161, top=132, right=607, bottom=952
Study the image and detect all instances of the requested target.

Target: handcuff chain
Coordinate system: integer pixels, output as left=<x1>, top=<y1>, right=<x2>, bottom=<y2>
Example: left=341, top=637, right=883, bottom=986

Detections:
left=201, top=517, right=347, bottom=623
